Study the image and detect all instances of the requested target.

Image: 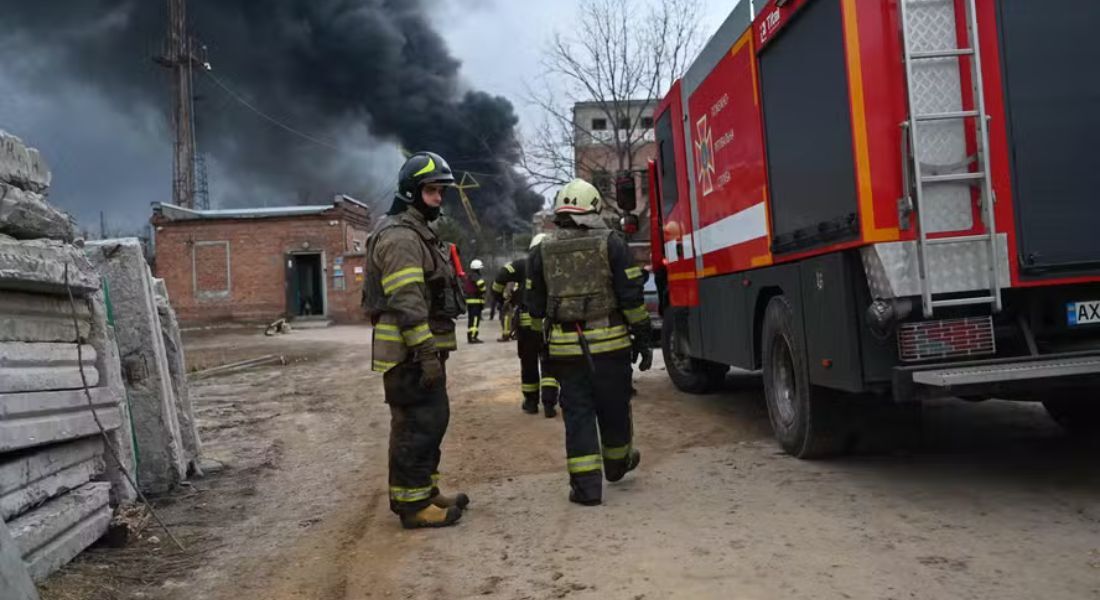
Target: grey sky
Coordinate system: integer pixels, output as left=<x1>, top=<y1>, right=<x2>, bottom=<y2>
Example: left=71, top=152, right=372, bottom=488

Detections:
left=0, top=0, right=746, bottom=234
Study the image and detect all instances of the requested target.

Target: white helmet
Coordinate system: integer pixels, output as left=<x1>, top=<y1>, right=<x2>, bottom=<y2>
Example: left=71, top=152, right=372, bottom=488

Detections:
left=529, top=233, right=549, bottom=249
left=470, top=259, right=484, bottom=271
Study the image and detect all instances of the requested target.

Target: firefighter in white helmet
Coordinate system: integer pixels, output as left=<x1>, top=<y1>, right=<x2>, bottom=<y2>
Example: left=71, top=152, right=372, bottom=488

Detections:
left=527, top=179, right=652, bottom=506
left=464, top=259, right=487, bottom=344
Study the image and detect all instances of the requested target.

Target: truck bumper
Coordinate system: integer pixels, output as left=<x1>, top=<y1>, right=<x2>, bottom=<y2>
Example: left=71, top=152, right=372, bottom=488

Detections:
left=892, top=352, right=1100, bottom=403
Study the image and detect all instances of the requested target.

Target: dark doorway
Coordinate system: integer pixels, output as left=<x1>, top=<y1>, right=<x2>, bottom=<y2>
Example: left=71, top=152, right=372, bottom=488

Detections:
left=286, top=253, right=325, bottom=317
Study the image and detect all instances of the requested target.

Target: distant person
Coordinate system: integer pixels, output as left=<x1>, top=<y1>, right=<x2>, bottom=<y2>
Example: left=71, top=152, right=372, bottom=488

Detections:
left=362, top=151, right=468, bottom=529
left=464, top=259, right=487, bottom=344
left=527, top=179, right=652, bottom=506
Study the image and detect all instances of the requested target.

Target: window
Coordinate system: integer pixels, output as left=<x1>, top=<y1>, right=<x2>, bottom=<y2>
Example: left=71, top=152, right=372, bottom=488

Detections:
left=591, top=118, right=607, bottom=131
left=642, top=117, right=654, bottom=130
left=655, top=111, right=679, bottom=218
left=618, top=117, right=631, bottom=130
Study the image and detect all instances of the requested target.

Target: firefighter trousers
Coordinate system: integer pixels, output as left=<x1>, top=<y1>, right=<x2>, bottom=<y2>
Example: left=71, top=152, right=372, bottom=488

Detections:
left=554, top=352, right=634, bottom=503
left=466, top=303, right=484, bottom=341
left=384, top=357, right=450, bottom=515
left=517, top=326, right=559, bottom=407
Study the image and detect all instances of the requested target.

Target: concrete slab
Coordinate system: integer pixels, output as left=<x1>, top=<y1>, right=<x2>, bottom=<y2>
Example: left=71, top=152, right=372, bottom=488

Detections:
left=86, top=239, right=185, bottom=494
left=0, top=238, right=99, bottom=297
left=0, top=518, right=39, bottom=600
left=8, top=481, right=110, bottom=581
left=86, top=289, right=137, bottom=505
left=0, top=387, right=122, bottom=453
left=0, top=130, right=50, bottom=193
left=153, top=279, right=201, bottom=474
left=0, top=291, right=91, bottom=343
left=0, top=342, right=100, bottom=393
left=0, top=182, right=74, bottom=243
left=0, top=437, right=105, bottom=520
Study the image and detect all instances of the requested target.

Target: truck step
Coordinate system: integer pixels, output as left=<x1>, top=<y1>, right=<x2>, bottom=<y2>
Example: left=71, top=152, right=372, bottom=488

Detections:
left=911, top=48, right=974, bottom=60
left=921, top=172, right=986, bottom=184
left=915, top=110, right=979, bottom=122
left=926, top=234, right=992, bottom=245
left=912, top=355, right=1100, bottom=387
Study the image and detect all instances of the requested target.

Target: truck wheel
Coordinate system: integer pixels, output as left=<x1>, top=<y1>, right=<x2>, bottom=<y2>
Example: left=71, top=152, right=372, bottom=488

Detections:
left=661, top=314, right=728, bottom=394
left=1043, top=394, right=1100, bottom=436
left=761, top=296, right=844, bottom=458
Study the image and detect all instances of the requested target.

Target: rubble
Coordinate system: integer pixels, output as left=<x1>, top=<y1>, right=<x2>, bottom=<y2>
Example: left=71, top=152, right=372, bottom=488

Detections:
left=0, top=130, right=50, bottom=194
left=0, top=182, right=74, bottom=243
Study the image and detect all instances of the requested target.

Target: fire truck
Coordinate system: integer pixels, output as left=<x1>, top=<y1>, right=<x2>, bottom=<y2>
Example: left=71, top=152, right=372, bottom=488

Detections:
left=640, top=0, right=1100, bottom=457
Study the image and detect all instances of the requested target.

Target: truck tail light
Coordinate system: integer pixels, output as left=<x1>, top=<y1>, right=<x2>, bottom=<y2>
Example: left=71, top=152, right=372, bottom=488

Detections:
left=897, top=316, right=995, bottom=362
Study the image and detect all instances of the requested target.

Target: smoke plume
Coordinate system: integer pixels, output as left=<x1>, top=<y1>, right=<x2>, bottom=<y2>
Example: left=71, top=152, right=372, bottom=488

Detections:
left=0, top=0, right=543, bottom=231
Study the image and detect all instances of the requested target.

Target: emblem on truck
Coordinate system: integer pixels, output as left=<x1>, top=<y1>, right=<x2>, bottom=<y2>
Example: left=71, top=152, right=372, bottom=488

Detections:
left=695, top=114, right=716, bottom=196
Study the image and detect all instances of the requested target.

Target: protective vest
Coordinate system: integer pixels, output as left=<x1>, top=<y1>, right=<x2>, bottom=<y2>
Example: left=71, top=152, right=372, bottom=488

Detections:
left=540, top=228, right=618, bottom=323
left=365, top=212, right=462, bottom=372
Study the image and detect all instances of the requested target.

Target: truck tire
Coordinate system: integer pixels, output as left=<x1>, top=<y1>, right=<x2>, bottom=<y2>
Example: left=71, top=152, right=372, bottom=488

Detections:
left=661, top=314, right=728, bottom=394
left=761, top=296, right=845, bottom=458
left=1043, top=394, right=1100, bottom=436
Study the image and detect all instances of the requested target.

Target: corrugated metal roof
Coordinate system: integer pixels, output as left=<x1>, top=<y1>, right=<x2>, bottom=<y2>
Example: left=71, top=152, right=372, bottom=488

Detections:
left=154, top=203, right=334, bottom=221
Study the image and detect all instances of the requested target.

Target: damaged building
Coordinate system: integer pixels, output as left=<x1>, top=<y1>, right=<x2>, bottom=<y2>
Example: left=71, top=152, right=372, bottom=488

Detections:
left=150, top=197, right=372, bottom=327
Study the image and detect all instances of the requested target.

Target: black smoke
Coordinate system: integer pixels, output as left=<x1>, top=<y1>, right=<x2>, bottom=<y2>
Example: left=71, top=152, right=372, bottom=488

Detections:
left=0, top=0, right=543, bottom=231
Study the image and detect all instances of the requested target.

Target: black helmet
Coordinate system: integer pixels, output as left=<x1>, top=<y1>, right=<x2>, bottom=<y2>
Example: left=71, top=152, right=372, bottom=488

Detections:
left=397, top=151, right=456, bottom=203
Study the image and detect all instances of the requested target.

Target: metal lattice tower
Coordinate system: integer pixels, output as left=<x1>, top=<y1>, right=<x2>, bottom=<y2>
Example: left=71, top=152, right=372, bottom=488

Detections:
left=195, top=152, right=211, bottom=210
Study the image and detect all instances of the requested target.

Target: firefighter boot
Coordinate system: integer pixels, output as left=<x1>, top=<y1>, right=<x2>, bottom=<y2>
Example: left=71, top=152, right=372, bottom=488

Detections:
left=430, top=490, right=470, bottom=510
left=543, top=403, right=558, bottom=419
left=522, top=394, right=539, bottom=414
left=400, top=504, right=463, bottom=529
left=605, top=449, right=641, bottom=483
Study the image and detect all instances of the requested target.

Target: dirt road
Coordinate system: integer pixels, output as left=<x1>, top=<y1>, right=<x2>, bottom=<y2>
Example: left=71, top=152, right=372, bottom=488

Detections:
left=41, top=321, right=1100, bottom=600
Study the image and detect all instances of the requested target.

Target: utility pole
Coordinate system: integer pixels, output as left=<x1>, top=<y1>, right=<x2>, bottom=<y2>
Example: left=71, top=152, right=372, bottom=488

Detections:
left=99, top=211, right=106, bottom=239
left=154, top=0, right=203, bottom=209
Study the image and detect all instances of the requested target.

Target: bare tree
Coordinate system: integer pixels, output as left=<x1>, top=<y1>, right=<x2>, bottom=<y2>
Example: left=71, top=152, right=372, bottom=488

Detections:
left=523, top=0, right=701, bottom=214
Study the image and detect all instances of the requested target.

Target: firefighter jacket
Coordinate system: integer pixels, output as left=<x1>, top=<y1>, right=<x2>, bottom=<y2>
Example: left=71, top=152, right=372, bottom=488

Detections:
left=527, top=226, right=650, bottom=359
left=466, top=276, right=487, bottom=305
left=363, top=209, right=463, bottom=373
left=493, top=258, right=541, bottom=330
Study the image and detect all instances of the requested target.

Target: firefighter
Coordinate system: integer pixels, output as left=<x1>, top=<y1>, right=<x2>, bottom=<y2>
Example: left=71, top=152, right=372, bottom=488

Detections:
left=527, top=178, right=652, bottom=506
left=466, top=259, right=487, bottom=344
left=492, top=238, right=560, bottom=418
left=363, top=151, right=469, bottom=529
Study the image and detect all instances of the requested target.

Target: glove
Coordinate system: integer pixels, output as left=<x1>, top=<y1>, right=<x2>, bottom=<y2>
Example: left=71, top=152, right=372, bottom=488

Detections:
left=418, top=352, right=445, bottom=390
left=632, top=336, right=653, bottom=372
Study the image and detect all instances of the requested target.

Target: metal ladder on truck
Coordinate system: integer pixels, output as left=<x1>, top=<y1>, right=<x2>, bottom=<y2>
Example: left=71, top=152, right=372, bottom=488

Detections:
left=899, top=0, right=1002, bottom=318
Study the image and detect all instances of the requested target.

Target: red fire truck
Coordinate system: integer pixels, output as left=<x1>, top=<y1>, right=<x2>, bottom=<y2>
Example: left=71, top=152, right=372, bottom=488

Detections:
left=643, top=0, right=1100, bottom=457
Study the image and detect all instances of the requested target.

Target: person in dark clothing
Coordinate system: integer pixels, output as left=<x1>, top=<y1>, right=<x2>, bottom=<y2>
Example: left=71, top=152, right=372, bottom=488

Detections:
left=527, top=179, right=652, bottom=506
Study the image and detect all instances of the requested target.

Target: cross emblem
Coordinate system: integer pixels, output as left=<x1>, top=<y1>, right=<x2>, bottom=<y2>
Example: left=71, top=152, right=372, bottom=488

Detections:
left=695, top=115, right=715, bottom=196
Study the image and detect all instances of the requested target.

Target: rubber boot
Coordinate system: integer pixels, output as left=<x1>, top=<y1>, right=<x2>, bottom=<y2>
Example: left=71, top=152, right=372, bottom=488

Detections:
left=543, top=404, right=558, bottom=419
left=606, top=449, right=641, bottom=483
left=400, top=504, right=463, bottom=529
left=430, top=490, right=470, bottom=510
left=569, top=489, right=602, bottom=507
left=522, top=395, right=539, bottom=414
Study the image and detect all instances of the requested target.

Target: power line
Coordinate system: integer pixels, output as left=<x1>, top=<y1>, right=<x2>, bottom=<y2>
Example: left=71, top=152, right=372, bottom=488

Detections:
left=202, top=69, right=343, bottom=152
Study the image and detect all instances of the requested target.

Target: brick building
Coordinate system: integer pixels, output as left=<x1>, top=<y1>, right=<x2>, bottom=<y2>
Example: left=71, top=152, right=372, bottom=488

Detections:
left=150, top=196, right=372, bottom=326
left=572, top=99, right=657, bottom=206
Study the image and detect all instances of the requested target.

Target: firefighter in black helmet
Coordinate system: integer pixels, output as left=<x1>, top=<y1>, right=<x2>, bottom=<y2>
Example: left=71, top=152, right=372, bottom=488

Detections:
left=527, top=178, right=652, bottom=506
left=363, top=151, right=469, bottom=529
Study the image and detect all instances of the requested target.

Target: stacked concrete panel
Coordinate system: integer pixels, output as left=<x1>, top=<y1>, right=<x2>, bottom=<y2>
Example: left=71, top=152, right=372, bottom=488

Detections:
left=87, top=240, right=189, bottom=493
left=154, top=278, right=202, bottom=475
left=0, top=129, right=134, bottom=584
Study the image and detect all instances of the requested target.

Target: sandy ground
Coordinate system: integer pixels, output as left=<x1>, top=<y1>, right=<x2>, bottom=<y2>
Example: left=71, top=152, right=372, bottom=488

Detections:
left=39, top=320, right=1100, bottom=600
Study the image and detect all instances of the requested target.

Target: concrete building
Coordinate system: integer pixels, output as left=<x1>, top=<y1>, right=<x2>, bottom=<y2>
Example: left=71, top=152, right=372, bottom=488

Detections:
left=151, top=196, right=372, bottom=326
left=572, top=99, right=657, bottom=204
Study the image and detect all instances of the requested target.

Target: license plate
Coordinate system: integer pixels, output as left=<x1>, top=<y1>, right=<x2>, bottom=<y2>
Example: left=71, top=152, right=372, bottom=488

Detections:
left=1067, top=301, right=1100, bottom=326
